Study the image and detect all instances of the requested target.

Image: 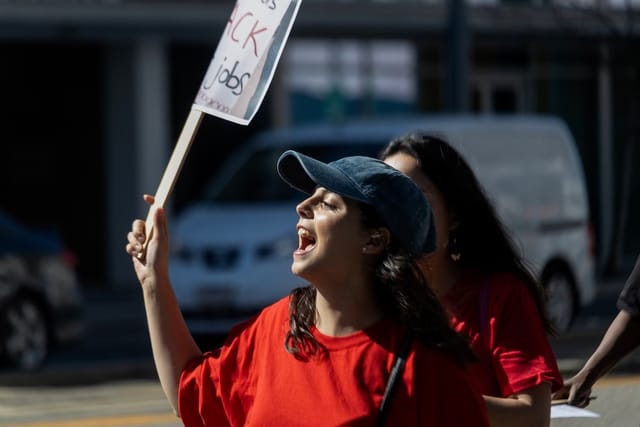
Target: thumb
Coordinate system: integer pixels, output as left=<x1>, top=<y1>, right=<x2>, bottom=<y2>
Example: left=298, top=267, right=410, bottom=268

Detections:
left=142, top=205, right=166, bottom=259
left=153, top=206, right=167, bottom=243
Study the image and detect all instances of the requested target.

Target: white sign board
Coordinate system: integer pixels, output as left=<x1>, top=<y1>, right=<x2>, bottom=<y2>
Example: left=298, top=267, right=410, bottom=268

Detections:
left=193, top=0, right=302, bottom=125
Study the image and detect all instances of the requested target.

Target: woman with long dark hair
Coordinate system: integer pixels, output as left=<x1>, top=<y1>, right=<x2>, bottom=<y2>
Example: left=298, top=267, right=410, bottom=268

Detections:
left=381, top=132, right=562, bottom=427
left=125, top=150, right=489, bottom=426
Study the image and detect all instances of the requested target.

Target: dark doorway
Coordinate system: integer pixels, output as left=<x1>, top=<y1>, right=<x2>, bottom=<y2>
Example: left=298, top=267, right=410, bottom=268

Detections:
left=0, top=42, right=104, bottom=285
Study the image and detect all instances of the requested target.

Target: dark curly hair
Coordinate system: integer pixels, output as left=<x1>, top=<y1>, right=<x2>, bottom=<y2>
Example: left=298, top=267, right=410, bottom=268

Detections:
left=284, top=201, right=476, bottom=366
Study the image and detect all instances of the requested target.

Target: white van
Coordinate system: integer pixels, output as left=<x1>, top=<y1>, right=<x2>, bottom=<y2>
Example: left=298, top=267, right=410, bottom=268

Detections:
left=170, top=114, right=596, bottom=336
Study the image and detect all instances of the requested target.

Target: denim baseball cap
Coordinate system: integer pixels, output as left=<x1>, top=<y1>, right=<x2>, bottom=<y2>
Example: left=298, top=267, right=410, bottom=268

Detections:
left=277, top=150, right=436, bottom=255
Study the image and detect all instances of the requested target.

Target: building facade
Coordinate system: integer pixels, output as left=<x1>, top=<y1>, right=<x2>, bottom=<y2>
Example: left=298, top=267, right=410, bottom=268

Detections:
left=0, top=0, right=638, bottom=287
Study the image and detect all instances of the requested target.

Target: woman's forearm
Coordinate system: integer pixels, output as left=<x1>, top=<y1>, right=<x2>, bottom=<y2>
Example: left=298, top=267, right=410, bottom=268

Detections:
left=142, top=276, right=202, bottom=416
left=484, top=382, right=551, bottom=427
left=578, top=310, right=640, bottom=384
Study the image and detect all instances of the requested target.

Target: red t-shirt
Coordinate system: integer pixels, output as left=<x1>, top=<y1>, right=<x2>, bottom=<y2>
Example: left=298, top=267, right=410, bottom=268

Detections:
left=178, top=296, right=489, bottom=427
left=443, top=271, right=563, bottom=397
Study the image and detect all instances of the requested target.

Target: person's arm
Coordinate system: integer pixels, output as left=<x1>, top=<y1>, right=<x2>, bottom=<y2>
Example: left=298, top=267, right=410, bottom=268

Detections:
left=126, top=195, right=202, bottom=415
left=484, top=382, right=551, bottom=427
left=554, top=309, right=640, bottom=407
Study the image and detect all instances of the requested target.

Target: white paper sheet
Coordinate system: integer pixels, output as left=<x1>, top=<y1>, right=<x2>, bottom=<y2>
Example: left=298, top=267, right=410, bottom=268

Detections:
left=551, top=404, right=600, bottom=419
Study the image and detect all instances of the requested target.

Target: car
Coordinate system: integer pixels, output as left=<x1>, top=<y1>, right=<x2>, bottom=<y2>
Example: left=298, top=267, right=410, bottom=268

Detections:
left=0, top=210, right=85, bottom=371
left=170, top=114, right=596, bottom=338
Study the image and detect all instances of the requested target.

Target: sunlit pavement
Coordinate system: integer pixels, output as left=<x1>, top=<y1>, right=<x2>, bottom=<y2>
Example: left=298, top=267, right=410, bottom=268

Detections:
left=0, top=379, right=181, bottom=427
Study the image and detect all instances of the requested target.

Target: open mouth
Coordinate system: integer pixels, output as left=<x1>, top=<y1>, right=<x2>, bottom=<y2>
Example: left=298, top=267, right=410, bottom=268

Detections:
left=297, top=227, right=316, bottom=253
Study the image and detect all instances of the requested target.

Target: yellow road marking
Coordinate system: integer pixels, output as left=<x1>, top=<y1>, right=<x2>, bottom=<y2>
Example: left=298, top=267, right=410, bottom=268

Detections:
left=3, top=412, right=180, bottom=427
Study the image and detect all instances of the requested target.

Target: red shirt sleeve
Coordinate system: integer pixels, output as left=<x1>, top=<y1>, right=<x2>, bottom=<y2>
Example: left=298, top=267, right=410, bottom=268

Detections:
left=446, top=272, right=563, bottom=397
left=178, top=301, right=278, bottom=427
left=179, top=349, right=230, bottom=427
left=487, top=273, right=563, bottom=396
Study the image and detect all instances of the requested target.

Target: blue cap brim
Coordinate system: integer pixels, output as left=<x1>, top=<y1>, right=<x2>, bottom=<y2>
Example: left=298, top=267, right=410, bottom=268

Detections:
left=277, top=150, right=368, bottom=204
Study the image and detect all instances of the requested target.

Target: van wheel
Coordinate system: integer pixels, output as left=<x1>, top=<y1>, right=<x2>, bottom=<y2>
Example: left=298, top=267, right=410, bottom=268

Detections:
left=543, top=270, right=576, bottom=334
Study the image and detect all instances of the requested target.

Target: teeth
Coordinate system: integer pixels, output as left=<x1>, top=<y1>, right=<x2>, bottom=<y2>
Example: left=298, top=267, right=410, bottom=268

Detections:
left=298, top=228, right=310, bottom=238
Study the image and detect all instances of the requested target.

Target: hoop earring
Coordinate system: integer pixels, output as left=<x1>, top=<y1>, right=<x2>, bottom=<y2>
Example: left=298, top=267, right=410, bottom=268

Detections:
left=448, top=230, right=461, bottom=262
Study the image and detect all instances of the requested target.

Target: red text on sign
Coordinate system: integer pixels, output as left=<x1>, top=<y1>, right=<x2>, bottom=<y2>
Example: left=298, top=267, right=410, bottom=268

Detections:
left=227, top=4, right=269, bottom=58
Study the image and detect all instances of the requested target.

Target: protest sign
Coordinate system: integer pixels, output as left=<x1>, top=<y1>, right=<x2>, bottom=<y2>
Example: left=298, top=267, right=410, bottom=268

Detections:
left=142, top=0, right=302, bottom=245
left=194, top=0, right=302, bottom=125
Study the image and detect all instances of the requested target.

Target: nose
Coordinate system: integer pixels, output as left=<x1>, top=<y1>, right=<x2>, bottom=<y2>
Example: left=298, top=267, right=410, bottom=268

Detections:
left=296, top=196, right=313, bottom=219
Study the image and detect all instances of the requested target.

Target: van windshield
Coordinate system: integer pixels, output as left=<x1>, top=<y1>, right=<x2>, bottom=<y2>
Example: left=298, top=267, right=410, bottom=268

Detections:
left=204, top=143, right=384, bottom=203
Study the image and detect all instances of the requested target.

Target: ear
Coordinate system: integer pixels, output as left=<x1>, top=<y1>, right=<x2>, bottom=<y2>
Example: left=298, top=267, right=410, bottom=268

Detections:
left=362, top=228, right=391, bottom=255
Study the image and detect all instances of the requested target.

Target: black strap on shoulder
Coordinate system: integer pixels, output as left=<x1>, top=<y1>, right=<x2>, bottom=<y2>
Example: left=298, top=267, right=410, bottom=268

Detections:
left=376, top=332, right=413, bottom=427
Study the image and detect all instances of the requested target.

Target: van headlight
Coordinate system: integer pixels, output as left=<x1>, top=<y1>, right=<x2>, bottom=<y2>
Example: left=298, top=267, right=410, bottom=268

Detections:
left=255, top=235, right=297, bottom=261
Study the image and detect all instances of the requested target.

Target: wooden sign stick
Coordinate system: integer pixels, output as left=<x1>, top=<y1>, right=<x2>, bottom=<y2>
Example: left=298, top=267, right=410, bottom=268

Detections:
left=143, top=107, right=204, bottom=249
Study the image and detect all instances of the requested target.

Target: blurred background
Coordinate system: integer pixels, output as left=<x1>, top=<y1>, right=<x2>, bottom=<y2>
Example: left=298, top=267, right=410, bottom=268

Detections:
left=1, top=0, right=639, bottom=371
